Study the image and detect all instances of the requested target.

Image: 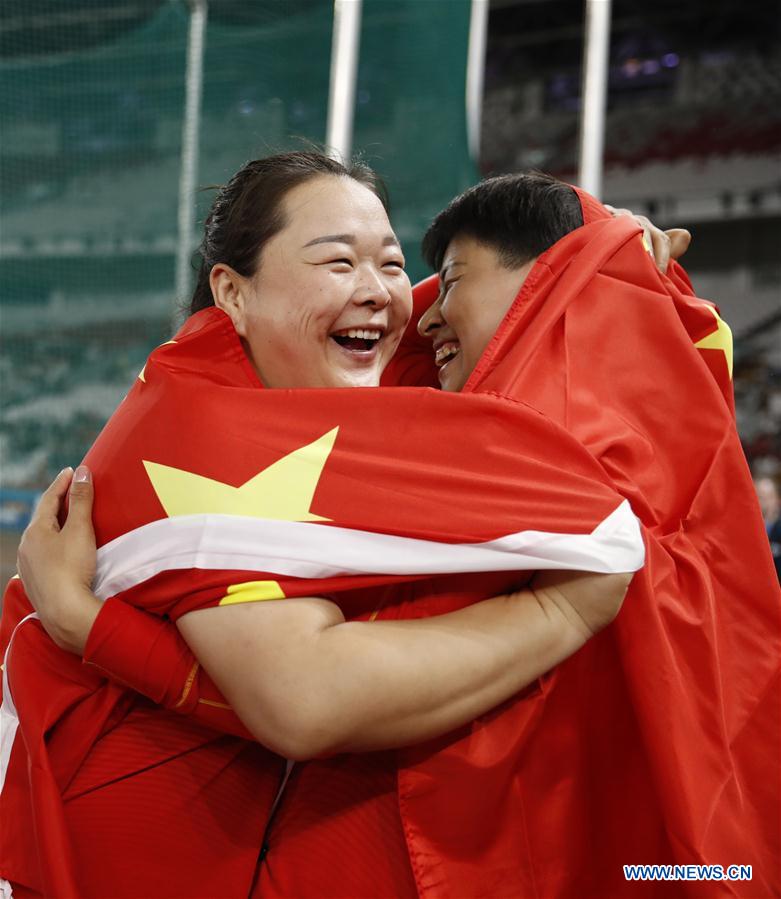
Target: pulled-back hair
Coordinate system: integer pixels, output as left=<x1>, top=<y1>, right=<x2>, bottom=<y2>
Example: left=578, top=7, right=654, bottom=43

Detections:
left=421, top=172, right=583, bottom=273
left=190, top=151, right=387, bottom=315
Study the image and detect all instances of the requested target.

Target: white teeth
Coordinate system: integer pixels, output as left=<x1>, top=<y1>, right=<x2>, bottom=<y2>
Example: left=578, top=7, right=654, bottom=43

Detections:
left=333, top=328, right=382, bottom=340
left=435, top=342, right=460, bottom=366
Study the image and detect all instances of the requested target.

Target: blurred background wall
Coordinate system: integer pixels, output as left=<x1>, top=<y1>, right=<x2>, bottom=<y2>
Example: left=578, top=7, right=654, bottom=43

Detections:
left=1, top=0, right=780, bottom=582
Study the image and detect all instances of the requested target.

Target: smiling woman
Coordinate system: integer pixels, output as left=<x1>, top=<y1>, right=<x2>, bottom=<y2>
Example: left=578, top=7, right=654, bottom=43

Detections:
left=192, top=154, right=411, bottom=389
left=421, top=235, right=536, bottom=391
left=418, top=171, right=584, bottom=392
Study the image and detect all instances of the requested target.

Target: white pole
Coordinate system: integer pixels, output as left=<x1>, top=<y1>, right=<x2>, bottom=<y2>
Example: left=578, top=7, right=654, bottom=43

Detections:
left=326, top=0, right=362, bottom=161
left=175, top=0, right=207, bottom=328
left=466, top=0, right=489, bottom=163
left=577, top=0, right=611, bottom=198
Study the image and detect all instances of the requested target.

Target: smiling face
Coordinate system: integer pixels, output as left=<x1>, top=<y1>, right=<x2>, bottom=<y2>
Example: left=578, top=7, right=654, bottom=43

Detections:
left=210, top=175, right=412, bottom=388
left=417, top=233, right=535, bottom=392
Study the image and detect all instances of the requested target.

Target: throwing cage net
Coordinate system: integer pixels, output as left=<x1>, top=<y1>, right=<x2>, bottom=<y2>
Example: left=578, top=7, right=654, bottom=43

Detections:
left=0, top=0, right=477, bottom=552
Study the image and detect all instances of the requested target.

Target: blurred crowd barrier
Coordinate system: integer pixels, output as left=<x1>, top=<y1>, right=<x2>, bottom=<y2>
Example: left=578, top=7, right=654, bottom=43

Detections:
left=0, top=0, right=479, bottom=582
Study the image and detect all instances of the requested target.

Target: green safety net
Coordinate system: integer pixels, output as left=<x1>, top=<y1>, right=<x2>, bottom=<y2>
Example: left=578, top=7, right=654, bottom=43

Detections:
left=0, top=0, right=476, bottom=503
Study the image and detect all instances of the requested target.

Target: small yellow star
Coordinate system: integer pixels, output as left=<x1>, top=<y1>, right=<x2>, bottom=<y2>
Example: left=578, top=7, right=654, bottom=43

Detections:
left=694, top=305, right=733, bottom=379
left=138, top=341, right=178, bottom=383
left=219, top=581, right=286, bottom=605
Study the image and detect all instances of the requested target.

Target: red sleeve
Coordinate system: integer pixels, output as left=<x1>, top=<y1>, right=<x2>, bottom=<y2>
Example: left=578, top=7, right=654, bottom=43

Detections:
left=82, top=597, right=253, bottom=741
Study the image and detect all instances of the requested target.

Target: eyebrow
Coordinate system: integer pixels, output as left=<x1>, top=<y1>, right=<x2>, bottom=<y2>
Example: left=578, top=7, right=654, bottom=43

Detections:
left=302, top=233, right=401, bottom=249
left=439, top=260, right=466, bottom=280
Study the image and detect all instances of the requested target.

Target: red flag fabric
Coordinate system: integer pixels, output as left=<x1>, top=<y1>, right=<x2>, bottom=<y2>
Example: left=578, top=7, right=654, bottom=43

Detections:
left=0, top=307, right=644, bottom=896
left=2, top=191, right=777, bottom=898
left=390, top=207, right=780, bottom=897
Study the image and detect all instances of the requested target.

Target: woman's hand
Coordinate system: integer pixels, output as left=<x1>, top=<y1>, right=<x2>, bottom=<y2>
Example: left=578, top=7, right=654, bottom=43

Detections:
left=531, top=568, right=632, bottom=641
left=606, top=205, right=692, bottom=273
left=17, top=466, right=102, bottom=654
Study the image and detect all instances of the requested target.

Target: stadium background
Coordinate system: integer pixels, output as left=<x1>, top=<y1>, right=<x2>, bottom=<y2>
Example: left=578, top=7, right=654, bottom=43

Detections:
left=1, top=0, right=779, bottom=583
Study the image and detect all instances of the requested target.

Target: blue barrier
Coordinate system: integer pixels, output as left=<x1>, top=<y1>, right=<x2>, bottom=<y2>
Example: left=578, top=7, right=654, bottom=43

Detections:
left=0, top=488, right=40, bottom=531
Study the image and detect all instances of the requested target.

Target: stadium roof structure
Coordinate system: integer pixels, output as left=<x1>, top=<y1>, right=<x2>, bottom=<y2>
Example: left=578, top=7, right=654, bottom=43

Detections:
left=0, top=0, right=325, bottom=59
left=3, top=0, right=779, bottom=63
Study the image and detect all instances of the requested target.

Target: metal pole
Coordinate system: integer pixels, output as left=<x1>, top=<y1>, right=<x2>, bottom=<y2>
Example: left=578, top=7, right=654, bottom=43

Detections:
left=175, top=0, right=207, bottom=329
left=325, top=0, right=362, bottom=161
left=577, top=0, right=611, bottom=198
left=466, top=0, right=489, bottom=163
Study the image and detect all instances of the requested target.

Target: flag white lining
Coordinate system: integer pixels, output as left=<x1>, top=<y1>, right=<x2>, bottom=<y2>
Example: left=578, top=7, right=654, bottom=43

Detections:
left=93, top=499, right=644, bottom=601
left=0, top=613, right=39, bottom=797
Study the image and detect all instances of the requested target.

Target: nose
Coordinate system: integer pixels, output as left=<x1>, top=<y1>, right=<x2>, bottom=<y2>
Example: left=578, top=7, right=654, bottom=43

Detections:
left=417, top=297, right=443, bottom=337
left=353, top=266, right=392, bottom=308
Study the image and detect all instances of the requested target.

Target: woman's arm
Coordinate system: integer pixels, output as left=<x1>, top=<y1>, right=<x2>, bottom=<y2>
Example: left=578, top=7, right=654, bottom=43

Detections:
left=178, top=567, right=628, bottom=760
left=17, top=468, right=253, bottom=739
left=19, top=467, right=631, bottom=760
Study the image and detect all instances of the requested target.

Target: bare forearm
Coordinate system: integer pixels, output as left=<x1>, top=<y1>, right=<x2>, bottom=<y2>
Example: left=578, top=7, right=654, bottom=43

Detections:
left=185, top=581, right=615, bottom=759
left=304, top=586, right=585, bottom=753
left=36, top=585, right=101, bottom=655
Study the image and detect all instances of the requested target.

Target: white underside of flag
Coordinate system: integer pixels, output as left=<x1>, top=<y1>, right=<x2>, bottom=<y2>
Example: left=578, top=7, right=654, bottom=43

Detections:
left=0, top=613, right=39, bottom=798
left=93, top=499, right=644, bottom=601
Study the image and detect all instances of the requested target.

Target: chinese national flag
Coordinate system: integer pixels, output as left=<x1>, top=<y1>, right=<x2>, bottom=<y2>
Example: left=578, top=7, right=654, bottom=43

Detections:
left=1, top=187, right=777, bottom=898
left=1, top=305, right=642, bottom=895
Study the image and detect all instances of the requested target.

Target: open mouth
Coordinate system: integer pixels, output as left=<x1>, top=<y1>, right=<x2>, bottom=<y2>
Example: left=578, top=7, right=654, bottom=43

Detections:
left=330, top=327, right=383, bottom=353
left=434, top=341, right=460, bottom=368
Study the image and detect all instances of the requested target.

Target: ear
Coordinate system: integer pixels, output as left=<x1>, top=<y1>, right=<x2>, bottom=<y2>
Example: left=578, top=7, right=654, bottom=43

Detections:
left=210, top=263, right=249, bottom=336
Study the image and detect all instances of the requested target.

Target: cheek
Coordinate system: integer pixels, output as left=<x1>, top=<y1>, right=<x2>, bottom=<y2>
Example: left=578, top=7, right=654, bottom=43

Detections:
left=255, top=292, right=321, bottom=334
left=445, top=292, right=472, bottom=338
left=394, top=283, right=413, bottom=327
left=455, top=296, right=494, bottom=362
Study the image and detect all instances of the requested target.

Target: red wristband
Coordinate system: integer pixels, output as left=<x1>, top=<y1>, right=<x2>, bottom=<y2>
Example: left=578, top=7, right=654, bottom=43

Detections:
left=83, top=598, right=200, bottom=710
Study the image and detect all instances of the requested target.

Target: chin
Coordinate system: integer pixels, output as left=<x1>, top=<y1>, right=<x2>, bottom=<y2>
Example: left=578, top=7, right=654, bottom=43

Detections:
left=328, top=369, right=381, bottom=389
left=347, top=374, right=382, bottom=388
left=438, top=368, right=463, bottom=393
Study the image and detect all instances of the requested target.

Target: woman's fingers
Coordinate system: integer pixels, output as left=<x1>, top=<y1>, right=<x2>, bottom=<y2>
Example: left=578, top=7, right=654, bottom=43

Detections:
left=624, top=212, right=672, bottom=273
left=62, top=465, right=94, bottom=537
left=29, top=467, right=74, bottom=534
left=606, top=206, right=668, bottom=271
left=18, top=469, right=73, bottom=586
left=665, top=228, right=692, bottom=261
left=643, top=217, right=670, bottom=272
left=16, top=465, right=100, bottom=654
left=605, top=205, right=692, bottom=273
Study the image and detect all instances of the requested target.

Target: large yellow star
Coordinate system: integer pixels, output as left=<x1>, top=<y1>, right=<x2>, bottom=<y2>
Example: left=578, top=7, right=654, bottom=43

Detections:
left=143, top=427, right=338, bottom=521
left=694, top=305, right=733, bottom=379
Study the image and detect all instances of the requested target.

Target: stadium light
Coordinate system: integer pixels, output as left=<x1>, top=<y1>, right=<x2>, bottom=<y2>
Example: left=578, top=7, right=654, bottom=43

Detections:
left=175, top=0, right=207, bottom=328
left=466, top=0, right=489, bottom=162
left=577, top=0, right=612, bottom=198
left=326, top=0, right=363, bottom=162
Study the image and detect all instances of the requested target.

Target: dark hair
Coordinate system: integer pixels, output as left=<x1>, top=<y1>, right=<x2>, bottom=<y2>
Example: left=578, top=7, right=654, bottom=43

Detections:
left=190, top=151, right=387, bottom=314
left=421, top=172, right=583, bottom=273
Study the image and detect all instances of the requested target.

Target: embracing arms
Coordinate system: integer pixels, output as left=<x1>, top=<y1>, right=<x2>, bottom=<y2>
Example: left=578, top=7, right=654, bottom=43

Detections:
left=178, top=567, right=626, bottom=759
left=19, top=467, right=632, bottom=760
